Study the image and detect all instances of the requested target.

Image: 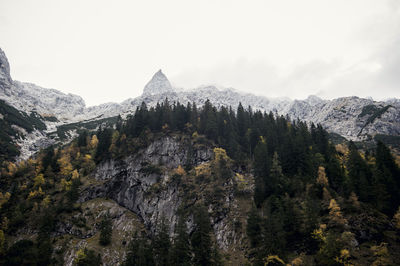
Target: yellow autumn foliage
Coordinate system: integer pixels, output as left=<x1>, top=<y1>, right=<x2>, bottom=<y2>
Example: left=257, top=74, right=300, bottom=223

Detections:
left=329, top=199, right=347, bottom=226
left=175, top=165, right=186, bottom=176
left=335, top=249, right=352, bottom=265
left=290, top=256, right=304, bottom=266
left=28, top=187, right=44, bottom=200
left=192, top=131, right=199, bottom=138
left=316, top=166, right=329, bottom=187
left=89, top=135, right=99, bottom=149
left=71, top=169, right=79, bottom=180
left=41, top=195, right=51, bottom=208
left=195, top=163, right=211, bottom=176
left=265, top=255, right=285, bottom=265
left=312, top=224, right=327, bottom=243
left=58, top=154, right=73, bottom=177
left=7, top=162, right=17, bottom=175
left=235, top=173, right=251, bottom=191
left=0, top=192, right=11, bottom=209
left=61, top=178, right=72, bottom=191
left=75, top=248, right=87, bottom=264
left=162, top=124, right=169, bottom=131
left=213, top=147, right=230, bottom=162
left=371, top=243, right=392, bottom=266
left=34, top=173, right=45, bottom=187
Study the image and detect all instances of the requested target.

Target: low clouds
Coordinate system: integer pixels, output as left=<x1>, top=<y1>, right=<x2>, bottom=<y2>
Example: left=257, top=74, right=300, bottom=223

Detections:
left=173, top=0, right=400, bottom=101
left=173, top=41, right=400, bottom=101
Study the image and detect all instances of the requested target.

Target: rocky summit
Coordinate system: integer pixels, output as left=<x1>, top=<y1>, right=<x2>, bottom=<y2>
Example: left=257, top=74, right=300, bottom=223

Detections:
left=142, top=69, right=174, bottom=97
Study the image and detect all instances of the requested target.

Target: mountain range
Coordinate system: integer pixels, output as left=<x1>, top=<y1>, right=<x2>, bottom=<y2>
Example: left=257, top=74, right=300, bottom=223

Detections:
left=0, top=47, right=399, bottom=160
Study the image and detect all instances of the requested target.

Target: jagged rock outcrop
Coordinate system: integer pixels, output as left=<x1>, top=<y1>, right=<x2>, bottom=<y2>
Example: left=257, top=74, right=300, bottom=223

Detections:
left=78, top=135, right=250, bottom=255
left=0, top=48, right=12, bottom=91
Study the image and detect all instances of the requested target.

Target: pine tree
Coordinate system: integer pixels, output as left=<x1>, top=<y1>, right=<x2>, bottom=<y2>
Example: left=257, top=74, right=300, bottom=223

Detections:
left=169, top=215, right=191, bottom=266
left=253, top=138, right=269, bottom=206
left=247, top=207, right=262, bottom=248
left=328, top=199, right=347, bottom=228
left=269, top=152, right=285, bottom=194
left=346, top=141, right=372, bottom=202
left=95, top=127, right=113, bottom=161
left=374, top=141, right=400, bottom=214
left=99, top=214, right=112, bottom=246
left=123, top=232, right=154, bottom=266
left=78, top=130, right=88, bottom=147
left=191, top=205, right=213, bottom=266
left=153, top=216, right=171, bottom=266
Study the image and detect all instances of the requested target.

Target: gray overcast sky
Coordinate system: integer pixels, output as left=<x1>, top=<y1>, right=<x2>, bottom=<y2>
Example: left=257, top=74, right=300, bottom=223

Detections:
left=0, top=0, right=399, bottom=106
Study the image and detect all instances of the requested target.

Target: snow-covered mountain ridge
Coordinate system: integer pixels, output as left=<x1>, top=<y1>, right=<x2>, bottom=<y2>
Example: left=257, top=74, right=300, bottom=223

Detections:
left=84, top=70, right=399, bottom=141
left=1, top=47, right=399, bottom=160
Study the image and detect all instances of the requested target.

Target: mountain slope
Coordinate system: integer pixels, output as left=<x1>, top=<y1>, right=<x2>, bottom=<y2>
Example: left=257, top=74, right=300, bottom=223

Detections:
left=0, top=49, right=85, bottom=121
left=1, top=102, right=399, bottom=265
left=0, top=99, right=49, bottom=161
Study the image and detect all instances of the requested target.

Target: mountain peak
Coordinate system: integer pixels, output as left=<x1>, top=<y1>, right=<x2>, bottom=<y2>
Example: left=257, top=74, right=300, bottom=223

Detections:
left=0, top=48, right=12, bottom=86
left=305, top=95, right=324, bottom=105
left=142, top=69, right=173, bottom=96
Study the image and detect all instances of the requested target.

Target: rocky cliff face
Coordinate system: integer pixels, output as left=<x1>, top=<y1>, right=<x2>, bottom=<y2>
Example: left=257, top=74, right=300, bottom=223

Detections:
left=79, top=136, right=212, bottom=233
left=75, top=135, right=251, bottom=264
left=285, top=96, right=400, bottom=140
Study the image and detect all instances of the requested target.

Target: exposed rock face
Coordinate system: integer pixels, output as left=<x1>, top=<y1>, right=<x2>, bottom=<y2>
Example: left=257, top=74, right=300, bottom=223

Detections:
left=16, top=129, right=56, bottom=160
left=58, top=199, right=144, bottom=266
left=285, top=96, right=400, bottom=140
left=7, top=81, right=86, bottom=119
left=78, top=136, right=250, bottom=255
left=80, top=136, right=213, bottom=234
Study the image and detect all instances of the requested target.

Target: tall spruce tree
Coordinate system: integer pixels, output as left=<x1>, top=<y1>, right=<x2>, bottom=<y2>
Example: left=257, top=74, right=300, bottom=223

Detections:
left=123, top=232, right=154, bottom=266
left=346, top=141, right=372, bottom=202
left=99, top=214, right=112, bottom=246
left=169, top=215, right=191, bottom=266
left=191, top=205, right=213, bottom=266
left=153, top=216, right=171, bottom=266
